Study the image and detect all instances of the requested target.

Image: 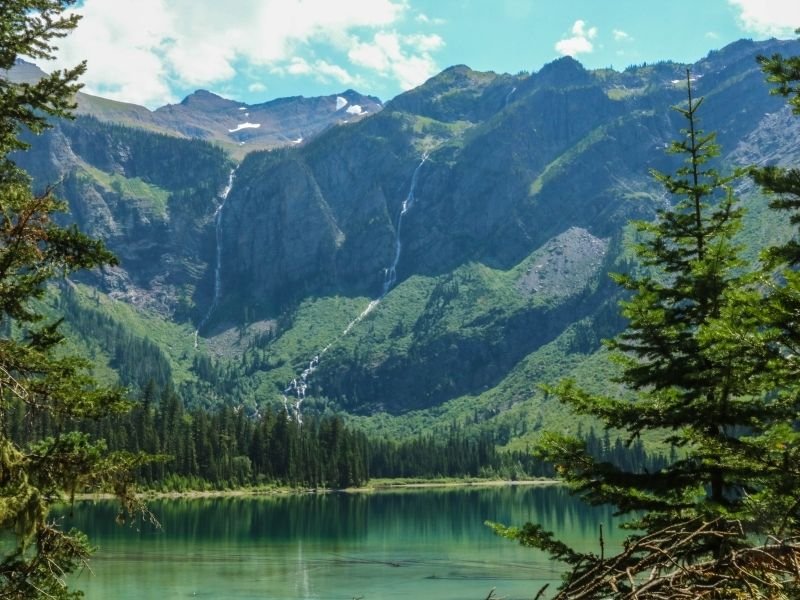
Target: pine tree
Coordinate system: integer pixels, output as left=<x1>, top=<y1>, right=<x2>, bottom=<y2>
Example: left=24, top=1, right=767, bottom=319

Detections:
left=0, top=2, right=151, bottom=597
left=752, top=36, right=800, bottom=267
left=491, top=71, right=800, bottom=598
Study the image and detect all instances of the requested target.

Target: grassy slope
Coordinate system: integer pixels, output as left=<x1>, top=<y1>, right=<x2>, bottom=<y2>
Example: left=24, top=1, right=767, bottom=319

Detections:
left=60, top=283, right=199, bottom=385
left=78, top=162, right=171, bottom=218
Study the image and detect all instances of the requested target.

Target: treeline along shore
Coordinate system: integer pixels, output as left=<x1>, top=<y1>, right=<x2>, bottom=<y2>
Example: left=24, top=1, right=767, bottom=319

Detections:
left=9, top=384, right=669, bottom=493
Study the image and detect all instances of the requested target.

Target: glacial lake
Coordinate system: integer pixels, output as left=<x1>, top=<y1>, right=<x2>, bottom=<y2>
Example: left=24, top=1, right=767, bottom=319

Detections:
left=61, top=485, right=626, bottom=599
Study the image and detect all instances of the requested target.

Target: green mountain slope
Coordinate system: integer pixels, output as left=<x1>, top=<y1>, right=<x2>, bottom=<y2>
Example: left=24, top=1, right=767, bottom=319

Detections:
left=10, top=38, right=800, bottom=444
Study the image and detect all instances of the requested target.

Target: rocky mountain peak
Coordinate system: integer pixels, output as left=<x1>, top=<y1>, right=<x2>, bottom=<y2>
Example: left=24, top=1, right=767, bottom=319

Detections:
left=174, top=89, right=242, bottom=111
left=3, top=58, right=48, bottom=84
left=533, top=56, right=592, bottom=89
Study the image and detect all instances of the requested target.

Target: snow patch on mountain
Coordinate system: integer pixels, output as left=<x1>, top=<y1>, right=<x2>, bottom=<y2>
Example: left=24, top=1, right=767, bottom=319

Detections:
left=228, top=122, right=261, bottom=133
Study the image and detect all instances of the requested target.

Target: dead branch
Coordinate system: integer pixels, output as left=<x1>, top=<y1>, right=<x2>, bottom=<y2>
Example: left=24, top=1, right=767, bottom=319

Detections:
left=549, top=517, right=800, bottom=599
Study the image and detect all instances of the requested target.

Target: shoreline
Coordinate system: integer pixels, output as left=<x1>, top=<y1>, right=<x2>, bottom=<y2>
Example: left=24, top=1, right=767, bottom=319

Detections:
left=74, top=478, right=558, bottom=501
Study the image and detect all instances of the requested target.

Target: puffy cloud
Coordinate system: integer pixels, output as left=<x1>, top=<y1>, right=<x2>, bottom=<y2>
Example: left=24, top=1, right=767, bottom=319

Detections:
left=312, top=60, right=358, bottom=86
left=272, top=57, right=359, bottom=86
left=348, top=31, right=443, bottom=90
left=49, top=0, right=175, bottom=105
left=248, top=82, right=267, bottom=94
left=728, top=0, right=800, bottom=37
left=47, top=0, right=438, bottom=107
left=285, top=58, right=313, bottom=76
left=165, top=40, right=236, bottom=86
left=406, top=33, right=446, bottom=52
left=555, top=20, right=598, bottom=57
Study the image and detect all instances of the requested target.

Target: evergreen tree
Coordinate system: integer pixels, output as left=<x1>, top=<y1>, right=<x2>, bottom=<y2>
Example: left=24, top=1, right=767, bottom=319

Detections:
left=752, top=36, right=800, bottom=261
left=0, top=3, right=150, bottom=597
left=492, top=72, right=800, bottom=598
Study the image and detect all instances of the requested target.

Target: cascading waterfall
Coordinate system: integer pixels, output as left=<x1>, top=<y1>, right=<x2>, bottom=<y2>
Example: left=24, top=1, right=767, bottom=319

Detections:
left=382, top=153, right=428, bottom=296
left=282, top=154, right=429, bottom=422
left=282, top=350, right=326, bottom=423
left=194, top=167, right=237, bottom=349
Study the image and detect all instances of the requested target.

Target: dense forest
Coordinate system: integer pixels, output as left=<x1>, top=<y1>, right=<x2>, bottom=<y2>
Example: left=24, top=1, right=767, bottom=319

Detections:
left=26, top=283, right=668, bottom=491
left=5, top=383, right=667, bottom=491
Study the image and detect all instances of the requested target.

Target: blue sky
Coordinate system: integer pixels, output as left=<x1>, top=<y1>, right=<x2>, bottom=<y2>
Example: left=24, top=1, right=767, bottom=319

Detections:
left=48, top=0, right=800, bottom=109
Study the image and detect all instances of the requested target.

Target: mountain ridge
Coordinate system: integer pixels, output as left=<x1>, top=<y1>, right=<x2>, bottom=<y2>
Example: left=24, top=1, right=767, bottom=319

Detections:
left=5, top=59, right=383, bottom=157
left=9, top=37, right=800, bottom=443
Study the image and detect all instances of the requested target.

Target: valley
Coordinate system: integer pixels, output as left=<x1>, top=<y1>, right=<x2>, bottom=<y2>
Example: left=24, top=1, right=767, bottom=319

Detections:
left=9, top=37, right=800, bottom=446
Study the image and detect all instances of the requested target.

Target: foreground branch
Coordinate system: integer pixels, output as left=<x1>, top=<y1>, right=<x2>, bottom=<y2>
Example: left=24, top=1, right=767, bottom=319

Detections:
left=553, top=518, right=800, bottom=599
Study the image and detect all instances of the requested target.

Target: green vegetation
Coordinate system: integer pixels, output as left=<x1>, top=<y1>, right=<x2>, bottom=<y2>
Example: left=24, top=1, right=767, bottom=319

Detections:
left=493, top=68, right=800, bottom=598
left=53, top=283, right=199, bottom=385
left=8, top=379, right=673, bottom=493
left=79, top=162, right=170, bottom=217
left=529, top=122, right=613, bottom=197
left=0, top=3, right=153, bottom=597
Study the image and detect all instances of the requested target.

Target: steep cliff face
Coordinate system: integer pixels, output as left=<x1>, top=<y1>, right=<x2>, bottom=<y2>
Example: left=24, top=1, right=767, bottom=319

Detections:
left=214, top=59, right=685, bottom=313
left=223, top=156, right=344, bottom=312
left=10, top=38, right=800, bottom=422
left=14, top=117, right=234, bottom=315
left=210, top=38, right=799, bottom=413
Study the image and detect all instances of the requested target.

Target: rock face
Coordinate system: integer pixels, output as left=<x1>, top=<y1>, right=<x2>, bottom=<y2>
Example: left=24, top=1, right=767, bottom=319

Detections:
left=220, top=38, right=797, bottom=317
left=9, top=38, right=800, bottom=415
left=14, top=116, right=234, bottom=315
left=516, top=228, right=608, bottom=301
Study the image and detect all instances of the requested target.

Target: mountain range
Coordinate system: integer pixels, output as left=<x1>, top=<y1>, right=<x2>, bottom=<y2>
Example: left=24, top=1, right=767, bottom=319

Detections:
left=8, top=37, right=800, bottom=444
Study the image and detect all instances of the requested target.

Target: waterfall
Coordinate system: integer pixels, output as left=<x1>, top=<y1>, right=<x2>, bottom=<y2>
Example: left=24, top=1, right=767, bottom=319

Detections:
left=282, top=350, right=326, bottom=424
left=194, top=167, right=237, bottom=348
left=281, top=154, right=429, bottom=422
left=341, top=299, right=380, bottom=336
left=382, top=153, right=428, bottom=296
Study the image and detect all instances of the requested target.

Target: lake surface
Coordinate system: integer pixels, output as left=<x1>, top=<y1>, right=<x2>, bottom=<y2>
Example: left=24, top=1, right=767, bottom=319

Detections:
left=60, top=485, right=626, bottom=599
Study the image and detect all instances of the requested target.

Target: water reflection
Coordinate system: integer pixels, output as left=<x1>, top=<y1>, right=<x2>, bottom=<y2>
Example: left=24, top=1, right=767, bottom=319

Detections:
left=58, top=485, right=625, bottom=600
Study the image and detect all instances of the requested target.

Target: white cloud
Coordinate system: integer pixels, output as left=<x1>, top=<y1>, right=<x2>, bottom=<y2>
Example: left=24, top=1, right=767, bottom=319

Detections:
left=165, top=39, right=236, bottom=86
left=728, top=0, right=800, bottom=37
left=286, top=57, right=313, bottom=76
left=49, top=0, right=176, bottom=106
left=313, top=60, right=358, bottom=86
left=47, top=0, right=423, bottom=107
left=555, top=20, right=598, bottom=57
left=272, top=58, right=359, bottom=86
left=612, top=29, right=631, bottom=42
left=705, top=31, right=721, bottom=40
left=248, top=82, right=267, bottom=94
left=348, top=31, right=443, bottom=90
left=406, top=33, right=445, bottom=52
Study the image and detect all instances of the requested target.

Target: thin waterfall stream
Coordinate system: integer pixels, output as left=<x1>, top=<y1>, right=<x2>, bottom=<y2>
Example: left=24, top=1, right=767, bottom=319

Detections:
left=382, top=153, right=428, bottom=295
left=282, top=154, right=429, bottom=420
left=194, top=167, right=237, bottom=349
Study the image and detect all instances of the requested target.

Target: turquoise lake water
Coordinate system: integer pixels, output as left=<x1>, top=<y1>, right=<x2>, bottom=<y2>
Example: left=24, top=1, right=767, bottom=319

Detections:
left=60, top=485, right=626, bottom=599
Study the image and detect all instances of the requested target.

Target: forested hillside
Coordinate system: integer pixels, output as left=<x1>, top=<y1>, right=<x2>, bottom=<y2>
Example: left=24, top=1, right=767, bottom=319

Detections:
left=11, top=37, right=800, bottom=446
